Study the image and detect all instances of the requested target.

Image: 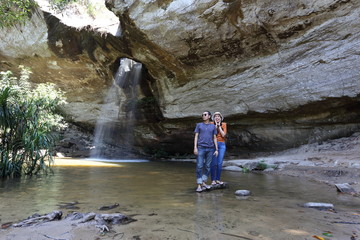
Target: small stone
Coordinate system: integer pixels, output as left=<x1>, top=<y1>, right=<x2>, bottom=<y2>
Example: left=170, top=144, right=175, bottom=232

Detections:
left=303, top=202, right=334, bottom=210
left=335, top=183, right=356, bottom=194
left=235, top=190, right=251, bottom=196
left=268, top=9, right=275, bottom=16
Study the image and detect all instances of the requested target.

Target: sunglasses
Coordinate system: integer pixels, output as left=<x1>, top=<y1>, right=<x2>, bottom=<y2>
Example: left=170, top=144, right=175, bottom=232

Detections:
left=202, top=113, right=208, bottom=116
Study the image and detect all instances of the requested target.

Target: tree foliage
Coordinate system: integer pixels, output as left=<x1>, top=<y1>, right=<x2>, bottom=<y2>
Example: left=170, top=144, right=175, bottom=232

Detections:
left=0, top=0, right=100, bottom=28
left=0, top=0, right=76, bottom=28
left=0, top=66, right=67, bottom=178
left=49, top=0, right=77, bottom=10
left=47, top=0, right=96, bottom=17
left=0, top=0, right=37, bottom=28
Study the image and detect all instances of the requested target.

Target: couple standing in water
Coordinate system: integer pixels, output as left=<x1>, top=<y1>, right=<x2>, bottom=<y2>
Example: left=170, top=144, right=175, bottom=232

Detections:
left=194, top=111, right=227, bottom=192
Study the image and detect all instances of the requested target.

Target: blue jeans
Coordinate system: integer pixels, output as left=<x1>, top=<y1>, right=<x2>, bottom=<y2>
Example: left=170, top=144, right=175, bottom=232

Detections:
left=211, top=142, right=226, bottom=181
left=196, top=147, right=215, bottom=184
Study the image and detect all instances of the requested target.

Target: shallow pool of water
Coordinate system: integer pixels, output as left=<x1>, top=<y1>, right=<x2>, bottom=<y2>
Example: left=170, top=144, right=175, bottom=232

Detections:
left=0, top=160, right=359, bottom=239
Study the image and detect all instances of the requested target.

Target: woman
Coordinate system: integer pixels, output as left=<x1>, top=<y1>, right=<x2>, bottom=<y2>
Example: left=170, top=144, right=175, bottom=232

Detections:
left=211, top=112, right=227, bottom=185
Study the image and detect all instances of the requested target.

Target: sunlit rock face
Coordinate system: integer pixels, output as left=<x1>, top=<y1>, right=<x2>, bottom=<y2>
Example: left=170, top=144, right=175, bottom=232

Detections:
left=107, top=0, right=360, bottom=117
left=106, top=0, right=360, bottom=156
left=1, top=0, right=360, bottom=157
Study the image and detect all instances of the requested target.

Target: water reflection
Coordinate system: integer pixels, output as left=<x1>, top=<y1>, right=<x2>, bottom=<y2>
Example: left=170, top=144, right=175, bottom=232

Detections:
left=85, top=158, right=149, bottom=163
left=0, top=160, right=359, bottom=239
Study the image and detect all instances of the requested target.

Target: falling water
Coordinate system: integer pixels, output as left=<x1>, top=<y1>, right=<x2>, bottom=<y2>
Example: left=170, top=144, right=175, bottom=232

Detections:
left=90, top=58, right=142, bottom=159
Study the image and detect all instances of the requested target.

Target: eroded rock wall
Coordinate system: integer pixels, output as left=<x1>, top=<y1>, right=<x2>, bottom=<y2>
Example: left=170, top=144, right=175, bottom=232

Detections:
left=105, top=0, right=360, bottom=157
left=107, top=0, right=360, bottom=117
left=0, top=0, right=359, bottom=158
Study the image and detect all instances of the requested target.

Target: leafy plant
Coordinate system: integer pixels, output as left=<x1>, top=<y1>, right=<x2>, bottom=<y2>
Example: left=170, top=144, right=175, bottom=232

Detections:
left=48, top=0, right=76, bottom=11
left=48, top=0, right=98, bottom=18
left=0, top=0, right=104, bottom=28
left=255, top=160, right=268, bottom=171
left=0, top=0, right=37, bottom=28
left=0, top=66, right=67, bottom=178
left=271, top=164, right=279, bottom=170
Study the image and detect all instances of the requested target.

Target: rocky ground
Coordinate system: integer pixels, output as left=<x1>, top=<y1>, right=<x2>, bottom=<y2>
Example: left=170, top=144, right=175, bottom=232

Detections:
left=223, top=132, right=360, bottom=194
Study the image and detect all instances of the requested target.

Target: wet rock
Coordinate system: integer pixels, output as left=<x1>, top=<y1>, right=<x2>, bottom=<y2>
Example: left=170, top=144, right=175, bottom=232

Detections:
left=65, top=212, right=135, bottom=225
left=99, top=203, right=120, bottom=211
left=100, top=213, right=135, bottom=224
left=96, top=224, right=109, bottom=232
left=223, top=166, right=243, bottom=172
left=243, top=162, right=260, bottom=171
left=10, top=210, right=136, bottom=234
left=78, top=212, right=96, bottom=223
left=303, top=202, right=334, bottom=210
left=263, top=168, right=274, bottom=172
left=13, top=211, right=63, bottom=227
left=323, top=170, right=347, bottom=177
left=0, top=222, right=13, bottom=229
left=65, top=212, right=84, bottom=221
left=335, top=183, right=356, bottom=194
left=58, top=201, right=80, bottom=209
left=235, top=190, right=251, bottom=196
left=297, top=161, right=316, bottom=167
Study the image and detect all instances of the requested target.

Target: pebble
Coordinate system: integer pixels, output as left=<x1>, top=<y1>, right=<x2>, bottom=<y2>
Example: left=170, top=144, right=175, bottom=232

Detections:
left=235, top=190, right=251, bottom=196
left=303, top=202, right=334, bottom=209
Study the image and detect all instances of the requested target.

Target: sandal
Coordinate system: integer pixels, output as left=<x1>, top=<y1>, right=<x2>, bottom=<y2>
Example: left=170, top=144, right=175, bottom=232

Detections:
left=196, top=186, right=203, bottom=192
left=202, top=183, right=211, bottom=190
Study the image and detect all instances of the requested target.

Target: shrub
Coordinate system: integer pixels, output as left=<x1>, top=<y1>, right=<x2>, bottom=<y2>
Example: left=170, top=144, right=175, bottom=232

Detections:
left=48, top=0, right=76, bottom=11
left=241, top=166, right=250, bottom=173
left=0, top=0, right=37, bottom=28
left=255, top=160, right=268, bottom=171
left=0, top=66, right=67, bottom=178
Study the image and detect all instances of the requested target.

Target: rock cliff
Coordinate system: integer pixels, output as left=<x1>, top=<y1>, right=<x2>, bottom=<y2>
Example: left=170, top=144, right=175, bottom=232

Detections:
left=0, top=0, right=359, bottom=158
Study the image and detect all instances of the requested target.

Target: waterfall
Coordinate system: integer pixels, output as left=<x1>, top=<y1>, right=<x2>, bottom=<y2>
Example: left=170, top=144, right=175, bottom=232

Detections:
left=90, top=58, right=142, bottom=159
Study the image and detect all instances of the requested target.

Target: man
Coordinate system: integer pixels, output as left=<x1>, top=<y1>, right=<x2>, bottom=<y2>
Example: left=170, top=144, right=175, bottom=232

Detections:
left=194, top=111, right=219, bottom=192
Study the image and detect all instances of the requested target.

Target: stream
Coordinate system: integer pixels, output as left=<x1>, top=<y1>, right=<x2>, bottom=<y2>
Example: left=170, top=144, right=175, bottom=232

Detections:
left=0, top=159, right=359, bottom=239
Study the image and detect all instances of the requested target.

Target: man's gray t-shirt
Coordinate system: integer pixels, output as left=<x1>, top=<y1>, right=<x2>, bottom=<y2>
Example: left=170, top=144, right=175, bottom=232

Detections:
left=194, top=123, right=217, bottom=148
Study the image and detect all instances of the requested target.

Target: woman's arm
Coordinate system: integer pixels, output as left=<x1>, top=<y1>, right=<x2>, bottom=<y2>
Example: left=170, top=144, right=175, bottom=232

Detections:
left=217, top=123, right=227, bottom=138
left=213, top=135, right=218, bottom=157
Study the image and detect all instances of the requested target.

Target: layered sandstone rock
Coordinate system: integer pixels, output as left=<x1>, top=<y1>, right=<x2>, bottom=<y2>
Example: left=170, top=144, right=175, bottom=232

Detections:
left=0, top=0, right=359, bottom=157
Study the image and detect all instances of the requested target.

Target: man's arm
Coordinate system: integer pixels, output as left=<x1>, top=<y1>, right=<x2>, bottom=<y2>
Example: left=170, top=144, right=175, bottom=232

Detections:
left=194, top=132, right=199, bottom=155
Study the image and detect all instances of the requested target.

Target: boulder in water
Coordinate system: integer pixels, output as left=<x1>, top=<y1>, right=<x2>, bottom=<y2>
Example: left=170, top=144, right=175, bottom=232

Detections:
left=235, top=190, right=251, bottom=196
